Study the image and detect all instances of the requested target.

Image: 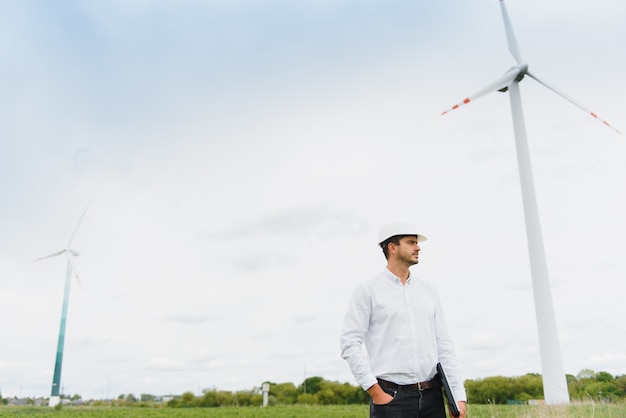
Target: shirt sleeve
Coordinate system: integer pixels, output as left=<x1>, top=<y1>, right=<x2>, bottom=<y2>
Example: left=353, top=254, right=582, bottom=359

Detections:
left=339, top=283, right=378, bottom=391
left=433, top=290, right=468, bottom=402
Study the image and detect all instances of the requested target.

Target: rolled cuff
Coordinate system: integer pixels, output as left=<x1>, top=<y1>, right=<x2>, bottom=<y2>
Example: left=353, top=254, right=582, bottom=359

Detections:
left=360, top=375, right=379, bottom=392
left=453, top=387, right=467, bottom=403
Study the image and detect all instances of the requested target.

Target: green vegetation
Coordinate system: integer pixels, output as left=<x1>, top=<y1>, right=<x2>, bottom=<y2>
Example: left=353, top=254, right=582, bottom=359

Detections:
left=165, top=369, right=626, bottom=407
left=2, top=368, right=625, bottom=416
left=0, top=405, right=367, bottom=417
left=2, top=403, right=626, bottom=418
left=467, top=403, right=626, bottom=418
left=465, top=369, right=626, bottom=404
left=166, top=377, right=368, bottom=408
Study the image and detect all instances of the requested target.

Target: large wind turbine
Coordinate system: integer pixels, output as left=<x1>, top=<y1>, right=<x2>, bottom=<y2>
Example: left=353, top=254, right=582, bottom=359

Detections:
left=442, top=0, right=620, bottom=406
left=35, top=205, right=89, bottom=407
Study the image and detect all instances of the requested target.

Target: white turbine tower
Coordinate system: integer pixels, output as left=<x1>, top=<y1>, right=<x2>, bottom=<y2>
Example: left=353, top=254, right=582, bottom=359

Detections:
left=442, top=0, right=620, bottom=405
left=35, top=205, right=89, bottom=407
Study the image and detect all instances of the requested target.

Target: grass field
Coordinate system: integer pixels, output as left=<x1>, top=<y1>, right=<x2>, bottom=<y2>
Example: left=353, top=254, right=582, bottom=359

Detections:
left=1, top=402, right=625, bottom=417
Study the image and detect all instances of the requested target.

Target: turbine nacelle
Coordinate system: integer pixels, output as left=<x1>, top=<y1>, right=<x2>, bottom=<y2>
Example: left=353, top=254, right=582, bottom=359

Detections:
left=498, top=63, right=528, bottom=92
left=514, top=63, right=528, bottom=81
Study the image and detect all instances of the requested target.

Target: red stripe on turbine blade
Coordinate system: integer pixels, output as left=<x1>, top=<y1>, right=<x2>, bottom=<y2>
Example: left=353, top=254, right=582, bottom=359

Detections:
left=452, top=105, right=459, bottom=110
left=463, top=98, right=471, bottom=104
left=591, top=112, right=598, bottom=118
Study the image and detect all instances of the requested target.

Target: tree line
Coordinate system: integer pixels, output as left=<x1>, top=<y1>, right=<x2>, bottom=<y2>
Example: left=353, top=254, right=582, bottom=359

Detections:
left=168, top=369, right=626, bottom=407
left=4, top=369, right=624, bottom=408
left=166, top=369, right=626, bottom=408
left=167, top=376, right=369, bottom=408
left=465, top=369, right=626, bottom=404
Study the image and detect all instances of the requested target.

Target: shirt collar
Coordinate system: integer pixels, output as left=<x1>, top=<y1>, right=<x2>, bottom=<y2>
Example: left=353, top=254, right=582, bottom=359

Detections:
left=383, top=267, right=411, bottom=285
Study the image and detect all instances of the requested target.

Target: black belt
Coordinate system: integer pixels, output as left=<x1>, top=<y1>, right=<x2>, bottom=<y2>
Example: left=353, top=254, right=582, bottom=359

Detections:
left=378, top=377, right=441, bottom=392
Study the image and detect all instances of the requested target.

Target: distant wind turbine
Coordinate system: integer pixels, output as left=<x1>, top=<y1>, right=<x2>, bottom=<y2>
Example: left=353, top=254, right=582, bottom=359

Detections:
left=442, top=0, right=620, bottom=406
left=35, top=205, right=89, bottom=408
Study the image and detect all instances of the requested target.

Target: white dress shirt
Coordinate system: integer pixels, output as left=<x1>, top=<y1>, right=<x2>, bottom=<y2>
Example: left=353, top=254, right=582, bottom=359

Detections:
left=340, top=268, right=467, bottom=402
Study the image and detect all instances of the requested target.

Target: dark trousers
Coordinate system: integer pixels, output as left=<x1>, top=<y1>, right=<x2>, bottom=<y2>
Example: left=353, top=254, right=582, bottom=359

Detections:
left=370, top=386, right=447, bottom=418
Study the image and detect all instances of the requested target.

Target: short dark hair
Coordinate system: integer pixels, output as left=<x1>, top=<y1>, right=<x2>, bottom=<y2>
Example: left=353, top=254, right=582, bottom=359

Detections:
left=380, top=235, right=405, bottom=259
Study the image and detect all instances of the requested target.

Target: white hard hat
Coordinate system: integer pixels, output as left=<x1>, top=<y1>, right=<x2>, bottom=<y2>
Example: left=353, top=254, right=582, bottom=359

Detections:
left=378, top=220, right=427, bottom=246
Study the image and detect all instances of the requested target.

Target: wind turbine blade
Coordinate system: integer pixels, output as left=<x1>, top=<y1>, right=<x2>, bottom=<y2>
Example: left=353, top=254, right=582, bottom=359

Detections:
left=67, top=203, right=90, bottom=248
left=441, top=68, right=520, bottom=115
left=499, top=0, right=523, bottom=64
left=527, top=71, right=622, bottom=135
left=34, top=250, right=66, bottom=262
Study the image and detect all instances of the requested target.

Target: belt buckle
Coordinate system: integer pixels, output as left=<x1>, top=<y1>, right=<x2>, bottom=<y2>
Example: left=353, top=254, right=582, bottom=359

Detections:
left=417, top=382, right=425, bottom=391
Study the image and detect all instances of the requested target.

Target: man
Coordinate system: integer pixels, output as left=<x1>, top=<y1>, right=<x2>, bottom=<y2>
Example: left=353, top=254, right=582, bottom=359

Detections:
left=340, top=220, right=467, bottom=418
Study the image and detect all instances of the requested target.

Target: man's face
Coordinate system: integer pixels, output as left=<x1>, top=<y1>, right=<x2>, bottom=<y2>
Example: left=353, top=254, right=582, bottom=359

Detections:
left=395, top=235, right=421, bottom=265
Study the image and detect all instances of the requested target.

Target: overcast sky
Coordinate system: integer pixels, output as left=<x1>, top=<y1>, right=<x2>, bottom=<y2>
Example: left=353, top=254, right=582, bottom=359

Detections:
left=1, top=0, right=625, bottom=400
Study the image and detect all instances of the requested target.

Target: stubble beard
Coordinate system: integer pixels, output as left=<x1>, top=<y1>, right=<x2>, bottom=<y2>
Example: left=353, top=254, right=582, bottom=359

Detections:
left=399, top=252, right=419, bottom=266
